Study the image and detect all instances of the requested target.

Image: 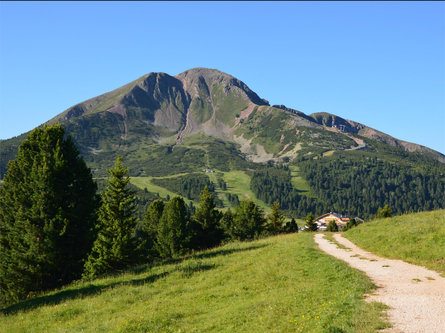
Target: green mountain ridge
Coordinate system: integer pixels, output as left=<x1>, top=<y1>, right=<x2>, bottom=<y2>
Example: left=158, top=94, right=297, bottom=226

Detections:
left=1, top=67, right=444, bottom=218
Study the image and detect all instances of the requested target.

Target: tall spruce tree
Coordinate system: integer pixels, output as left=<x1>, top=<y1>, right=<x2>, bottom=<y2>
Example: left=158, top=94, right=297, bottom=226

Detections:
left=0, top=124, right=98, bottom=305
left=193, top=186, right=223, bottom=249
left=156, top=196, right=192, bottom=258
left=83, top=156, right=138, bottom=279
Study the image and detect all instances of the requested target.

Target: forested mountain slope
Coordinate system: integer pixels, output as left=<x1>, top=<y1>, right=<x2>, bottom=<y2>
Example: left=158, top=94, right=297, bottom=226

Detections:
left=1, top=68, right=444, bottom=218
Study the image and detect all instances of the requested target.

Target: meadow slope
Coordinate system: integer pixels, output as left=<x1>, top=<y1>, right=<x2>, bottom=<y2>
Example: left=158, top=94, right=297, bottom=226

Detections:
left=344, top=210, right=445, bottom=275
left=1, top=234, right=388, bottom=332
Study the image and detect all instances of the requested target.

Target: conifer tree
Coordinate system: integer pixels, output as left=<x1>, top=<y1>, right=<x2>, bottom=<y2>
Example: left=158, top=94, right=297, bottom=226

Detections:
left=194, top=186, right=223, bottom=249
left=229, top=200, right=266, bottom=240
left=0, top=124, right=98, bottom=305
left=156, top=196, right=192, bottom=258
left=326, top=220, right=339, bottom=232
left=220, top=208, right=234, bottom=239
left=284, top=218, right=299, bottom=233
left=138, top=199, right=165, bottom=258
left=83, top=156, right=138, bottom=279
left=342, top=218, right=359, bottom=231
left=267, top=201, right=285, bottom=235
left=375, top=204, right=393, bottom=219
left=305, top=212, right=318, bottom=231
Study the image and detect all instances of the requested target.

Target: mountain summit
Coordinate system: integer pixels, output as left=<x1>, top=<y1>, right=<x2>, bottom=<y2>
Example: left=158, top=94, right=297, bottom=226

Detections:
left=1, top=67, right=444, bottom=179
left=1, top=67, right=444, bottom=219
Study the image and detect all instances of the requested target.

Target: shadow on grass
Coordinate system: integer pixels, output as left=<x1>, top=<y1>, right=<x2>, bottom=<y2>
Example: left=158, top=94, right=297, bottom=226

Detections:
left=177, top=262, right=217, bottom=278
left=1, top=271, right=168, bottom=315
left=1, top=242, right=268, bottom=315
left=191, top=243, right=268, bottom=260
left=131, top=242, right=269, bottom=271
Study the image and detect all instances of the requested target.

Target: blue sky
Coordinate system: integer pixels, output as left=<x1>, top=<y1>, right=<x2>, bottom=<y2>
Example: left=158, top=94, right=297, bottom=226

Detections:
left=1, top=1, right=444, bottom=153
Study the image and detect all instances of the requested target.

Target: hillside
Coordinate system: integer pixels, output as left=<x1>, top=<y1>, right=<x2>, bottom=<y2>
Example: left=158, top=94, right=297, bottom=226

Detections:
left=1, top=68, right=444, bottom=218
left=0, top=233, right=389, bottom=332
left=344, top=210, right=445, bottom=274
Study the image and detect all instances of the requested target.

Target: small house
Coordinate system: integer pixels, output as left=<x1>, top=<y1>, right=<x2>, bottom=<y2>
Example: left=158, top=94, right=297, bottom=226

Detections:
left=315, top=212, right=363, bottom=231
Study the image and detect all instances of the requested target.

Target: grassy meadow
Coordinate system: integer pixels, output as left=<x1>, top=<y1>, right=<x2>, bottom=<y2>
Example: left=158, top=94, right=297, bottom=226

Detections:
left=130, top=170, right=271, bottom=213
left=1, top=233, right=389, bottom=332
left=344, top=210, right=445, bottom=275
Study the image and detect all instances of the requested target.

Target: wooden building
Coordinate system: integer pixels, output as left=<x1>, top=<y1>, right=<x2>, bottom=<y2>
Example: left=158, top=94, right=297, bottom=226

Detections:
left=315, top=212, right=363, bottom=231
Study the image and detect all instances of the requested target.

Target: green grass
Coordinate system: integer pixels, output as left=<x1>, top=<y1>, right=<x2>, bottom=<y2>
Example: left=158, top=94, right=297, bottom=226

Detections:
left=344, top=210, right=445, bottom=275
left=0, top=234, right=389, bottom=332
left=130, top=169, right=270, bottom=213
left=323, top=233, right=352, bottom=251
left=212, top=83, right=250, bottom=127
left=130, top=176, right=193, bottom=205
left=220, top=170, right=270, bottom=213
left=289, top=165, right=313, bottom=197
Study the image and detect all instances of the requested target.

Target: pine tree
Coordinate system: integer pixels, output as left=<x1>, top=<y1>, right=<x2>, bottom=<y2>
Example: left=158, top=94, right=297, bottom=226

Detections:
left=326, top=220, right=339, bottom=232
left=138, top=199, right=165, bottom=258
left=375, top=204, right=393, bottom=219
left=229, top=200, right=266, bottom=241
left=267, top=201, right=286, bottom=235
left=83, top=156, right=138, bottom=279
left=0, top=124, right=98, bottom=305
left=194, top=186, right=223, bottom=249
left=305, top=213, right=318, bottom=231
left=284, top=218, right=299, bottom=233
left=156, top=196, right=192, bottom=258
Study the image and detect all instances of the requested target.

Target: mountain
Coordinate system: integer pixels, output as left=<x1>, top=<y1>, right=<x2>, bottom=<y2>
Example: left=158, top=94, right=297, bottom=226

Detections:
left=1, top=68, right=444, bottom=218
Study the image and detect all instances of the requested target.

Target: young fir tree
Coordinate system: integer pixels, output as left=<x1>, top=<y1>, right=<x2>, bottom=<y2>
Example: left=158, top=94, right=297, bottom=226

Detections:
left=267, top=201, right=286, bottom=235
left=284, top=218, right=299, bottom=233
left=156, top=196, right=192, bottom=258
left=193, top=186, right=223, bottom=249
left=304, top=212, right=318, bottom=231
left=375, top=205, right=393, bottom=219
left=138, top=199, right=165, bottom=258
left=326, top=220, right=339, bottom=232
left=342, top=218, right=359, bottom=231
left=0, top=124, right=98, bottom=305
left=83, top=156, right=138, bottom=279
left=220, top=208, right=234, bottom=240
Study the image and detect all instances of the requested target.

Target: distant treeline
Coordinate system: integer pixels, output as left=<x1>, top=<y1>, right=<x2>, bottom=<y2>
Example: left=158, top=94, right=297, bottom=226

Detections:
left=249, top=151, right=445, bottom=219
left=299, top=153, right=445, bottom=218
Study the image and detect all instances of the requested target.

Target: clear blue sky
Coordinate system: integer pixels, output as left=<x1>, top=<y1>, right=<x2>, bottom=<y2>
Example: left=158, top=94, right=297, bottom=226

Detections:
left=1, top=1, right=444, bottom=153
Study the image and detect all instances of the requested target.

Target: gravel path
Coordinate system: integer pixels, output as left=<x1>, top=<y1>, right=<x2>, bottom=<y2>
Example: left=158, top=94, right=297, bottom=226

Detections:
left=314, top=233, right=445, bottom=333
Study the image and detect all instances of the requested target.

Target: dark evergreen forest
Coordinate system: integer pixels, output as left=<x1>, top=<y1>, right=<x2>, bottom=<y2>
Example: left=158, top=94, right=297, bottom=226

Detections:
left=250, top=151, right=445, bottom=219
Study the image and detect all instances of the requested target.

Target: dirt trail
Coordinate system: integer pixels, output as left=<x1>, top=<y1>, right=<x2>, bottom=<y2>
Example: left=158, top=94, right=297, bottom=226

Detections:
left=314, top=233, right=445, bottom=333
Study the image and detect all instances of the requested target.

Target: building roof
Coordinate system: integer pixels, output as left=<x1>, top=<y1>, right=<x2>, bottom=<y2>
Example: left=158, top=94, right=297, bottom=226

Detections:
left=315, top=212, right=363, bottom=223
